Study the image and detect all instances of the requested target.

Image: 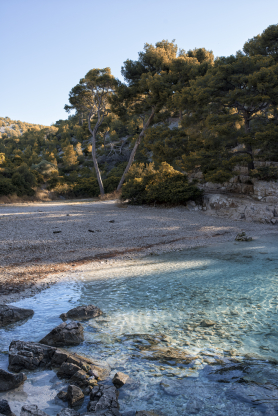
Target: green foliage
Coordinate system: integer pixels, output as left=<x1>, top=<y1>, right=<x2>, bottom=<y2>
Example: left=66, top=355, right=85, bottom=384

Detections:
left=121, top=162, right=202, bottom=204
left=250, top=166, right=278, bottom=181
left=0, top=177, right=17, bottom=196
left=32, top=160, right=58, bottom=178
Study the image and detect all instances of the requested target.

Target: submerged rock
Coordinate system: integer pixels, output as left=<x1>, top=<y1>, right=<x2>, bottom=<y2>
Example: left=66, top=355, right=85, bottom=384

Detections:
left=136, top=412, right=166, bottom=416
left=60, top=305, right=102, bottom=321
left=140, top=346, right=197, bottom=365
left=87, top=385, right=119, bottom=414
left=0, top=399, right=16, bottom=416
left=0, top=368, right=27, bottom=391
left=20, top=405, right=48, bottom=416
left=57, top=410, right=79, bottom=416
left=235, top=232, right=252, bottom=242
left=199, top=320, right=216, bottom=327
left=112, top=371, right=129, bottom=388
left=39, top=321, right=84, bottom=347
left=67, top=385, right=84, bottom=407
left=0, top=305, right=34, bottom=327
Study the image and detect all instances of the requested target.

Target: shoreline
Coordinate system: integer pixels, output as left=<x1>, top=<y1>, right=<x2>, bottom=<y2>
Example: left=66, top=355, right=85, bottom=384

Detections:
left=1, top=199, right=277, bottom=304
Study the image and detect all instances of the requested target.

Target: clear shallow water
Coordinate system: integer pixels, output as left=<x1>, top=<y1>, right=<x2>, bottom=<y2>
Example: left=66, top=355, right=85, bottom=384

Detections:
left=1, top=234, right=278, bottom=415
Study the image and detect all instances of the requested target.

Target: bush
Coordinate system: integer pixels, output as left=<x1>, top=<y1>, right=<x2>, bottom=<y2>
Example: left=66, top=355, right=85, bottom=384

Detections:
left=11, top=164, right=36, bottom=196
left=0, top=176, right=17, bottom=196
left=250, top=166, right=278, bottom=181
left=72, top=178, right=99, bottom=197
left=121, top=162, right=203, bottom=205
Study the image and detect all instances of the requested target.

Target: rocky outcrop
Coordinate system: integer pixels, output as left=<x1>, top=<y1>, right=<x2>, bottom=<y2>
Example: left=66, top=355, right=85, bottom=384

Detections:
left=39, top=322, right=84, bottom=347
left=8, top=341, right=110, bottom=387
left=0, top=400, right=15, bottom=416
left=0, top=368, right=27, bottom=391
left=87, top=385, right=120, bottom=415
left=66, top=385, right=84, bottom=407
left=20, top=405, right=48, bottom=416
left=60, top=305, right=102, bottom=321
left=0, top=305, right=34, bottom=327
left=112, top=372, right=130, bottom=388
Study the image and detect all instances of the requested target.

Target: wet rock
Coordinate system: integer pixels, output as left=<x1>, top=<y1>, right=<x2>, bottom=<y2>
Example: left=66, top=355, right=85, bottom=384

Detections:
left=39, top=322, right=84, bottom=347
left=136, top=412, right=166, bottom=416
left=140, top=346, right=197, bottom=365
left=112, top=372, right=129, bottom=388
left=20, top=405, right=48, bottom=416
left=87, top=385, right=119, bottom=414
left=0, top=368, right=27, bottom=391
left=57, top=390, right=68, bottom=401
left=185, top=399, right=203, bottom=414
left=57, top=410, right=80, bottom=416
left=199, top=320, right=216, bottom=327
left=0, top=305, right=34, bottom=327
left=235, top=232, right=252, bottom=242
left=9, top=341, right=56, bottom=372
left=60, top=305, right=102, bottom=321
left=57, top=363, right=81, bottom=379
left=67, top=385, right=84, bottom=407
left=0, top=400, right=15, bottom=416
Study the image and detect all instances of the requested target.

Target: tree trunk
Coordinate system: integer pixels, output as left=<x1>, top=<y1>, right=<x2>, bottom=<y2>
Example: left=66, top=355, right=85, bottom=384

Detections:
left=88, top=113, right=105, bottom=195
left=117, top=107, right=156, bottom=191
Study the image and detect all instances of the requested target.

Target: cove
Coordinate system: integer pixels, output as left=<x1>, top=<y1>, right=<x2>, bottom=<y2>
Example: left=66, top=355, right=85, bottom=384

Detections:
left=1, top=234, right=278, bottom=415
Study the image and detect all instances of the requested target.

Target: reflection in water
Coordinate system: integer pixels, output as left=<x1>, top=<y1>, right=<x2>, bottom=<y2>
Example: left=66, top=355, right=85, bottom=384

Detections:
left=1, top=234, right=278, bottom=415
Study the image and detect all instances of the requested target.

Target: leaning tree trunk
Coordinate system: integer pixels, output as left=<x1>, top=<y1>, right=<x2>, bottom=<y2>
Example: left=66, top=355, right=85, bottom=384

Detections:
left=88, top=114, right=105, bottom=195
left=117, top=107, right=156, bottom=191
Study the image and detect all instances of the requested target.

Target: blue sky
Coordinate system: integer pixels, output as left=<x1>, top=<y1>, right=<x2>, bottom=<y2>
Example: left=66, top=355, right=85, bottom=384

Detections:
left=1, top=0, right=277, bottom=126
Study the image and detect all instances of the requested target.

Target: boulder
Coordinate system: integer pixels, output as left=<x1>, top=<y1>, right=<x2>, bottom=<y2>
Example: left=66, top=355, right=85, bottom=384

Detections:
left=112, top=372, right=129, bottom=388
left=0, top=305, right=34, bottom=327
left=60, top=305, right=102, bottom=321
left=87, top=385, right=119, bottom=414
left=235, top=232, right=252, bottom=242
left=57, top=410, right=79, bottom=416
left=0, top=400, right=15, bottom=416
left=9, top=341, right=56, bottom=372
left=57, top=363, right=81, bottom=379
left=0, top=369, right=27, bottom=391
left=67, top=385, right=84, bottom=407
left=39, top=322, right=84, bottom=347
left=20, top=405, right=48, bottom=416
left=199, top=320, right=216, bottom=327
left=57, top=390, right=68, bottom=401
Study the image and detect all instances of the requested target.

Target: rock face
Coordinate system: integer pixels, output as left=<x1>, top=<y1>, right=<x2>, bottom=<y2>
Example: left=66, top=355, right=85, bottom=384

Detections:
left=0, top=305, right=34, bottom=327
left=0, top=368, right=27, bottom=391
left=0, top=400, right=15, bottom=416
left=39, top=322, right=84, bottom=346
left=112, top=372, right=130, bottom=388
left=20, top=405, right=48, bottom=416
left=87, top=385, right=120, bottom=415
left=60, top=305, right=102, bottom=321
left=67, top=385, right=84, bottom=407
left=8, top=341, right=110, bottom=386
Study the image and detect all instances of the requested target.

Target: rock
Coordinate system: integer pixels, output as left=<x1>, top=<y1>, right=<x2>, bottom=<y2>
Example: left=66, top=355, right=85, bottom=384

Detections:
left=235, top=232, right=252, bottom=241
left=185, top=399, right=203, bottom=414
left=57, top=410, right=79, bottom=416
left=199, top=320, right=216, bottom=327
left=9, top=341, right=56, bottom=372
left=0, top=368, right=27, bottom=391
left=57, top=390, right=68, bottom=401
left=20, top=405, right=48, bottom=416
left=0, top=305, right=34, bottom=327
left=87, top=385, right=119, bottom=414
left=112, top=372, right=129, bottom=388
left=136, top=412, right=166, bottom=416
left=60, top=305, right=102, bottom=321
left=67, top=385, right=84, bottom=407
left=57, top=363, right=81, bottom=379
left=39, top=322, right=84, bottom=347
left=140, top=346, right=197, bottom=365
left=0, top=400, right=15, bottom=416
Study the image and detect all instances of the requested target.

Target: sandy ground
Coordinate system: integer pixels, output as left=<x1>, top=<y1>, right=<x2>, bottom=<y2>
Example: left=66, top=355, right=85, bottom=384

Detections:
left=1, top=199, right=277, bottom=303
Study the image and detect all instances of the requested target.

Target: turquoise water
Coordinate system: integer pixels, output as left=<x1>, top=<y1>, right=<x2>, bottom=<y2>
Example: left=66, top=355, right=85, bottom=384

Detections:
left=1, top=234, right=278, bottom=415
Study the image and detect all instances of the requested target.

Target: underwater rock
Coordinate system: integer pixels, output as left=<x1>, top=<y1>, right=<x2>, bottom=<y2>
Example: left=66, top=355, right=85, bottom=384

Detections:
left=185, top=399, right=203, bottom=414
left=87, top=384, right=120, bottom=415
left=0, top=368, right=27, bottom=391
left=39, top=321, right=84, bottom=347
left=20, top=405, right=48, bottom=416
left=66, top=385, right=84, bottom=407
left=136, top=412, right=166, bottom=416
left=112, top=371, right=130, bottom=388
left=235, top=232, right=252, bottom=241
left=0, top=399, right=15, bottom=416
left=199, top=320, right=216, bottom=327
left=57, top=390, right=68, bottom=401
left=140, top=346, right=198, bottom=365
left=60, top=305, right=102, bottom=321
left=0, top=305, right=34, bottom=327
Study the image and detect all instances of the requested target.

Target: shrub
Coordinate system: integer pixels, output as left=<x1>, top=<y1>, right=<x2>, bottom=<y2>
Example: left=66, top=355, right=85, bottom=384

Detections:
left=72, top=178, right=99, bottom=197
left=0, top=176, right=17, bottom=196
left=11, top=164, right=36, bottom=196
left=121, top=162, right=203, bottom=205
left=250, top=166, right=278, bottom=181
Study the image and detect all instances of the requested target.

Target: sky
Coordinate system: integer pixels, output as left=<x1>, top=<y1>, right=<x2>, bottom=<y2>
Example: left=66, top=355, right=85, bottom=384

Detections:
left=1, top=0, right=277, bottom=126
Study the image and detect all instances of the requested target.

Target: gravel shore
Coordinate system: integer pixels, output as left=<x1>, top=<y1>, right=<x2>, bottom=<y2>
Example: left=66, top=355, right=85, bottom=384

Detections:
left=1, top=199, right=277, bottom=303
